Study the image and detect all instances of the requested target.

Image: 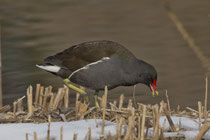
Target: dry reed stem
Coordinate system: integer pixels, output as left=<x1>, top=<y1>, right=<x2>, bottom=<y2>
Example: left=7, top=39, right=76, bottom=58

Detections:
left=89, top=127, right=91, bottom=140
left=42, top=87, right=49, bottom=110
left=73, top=133, right=78, bottom=140
left=64, top=86, right=69, bottom=108
left=186, top=107, right=199, bottom=114
left=163, top=103, right=176, bottom=132
left=165, top=90, right=171, bottom=114
left=204, top=76, right=208, bottom=123
left=0, top=105, right=10, bottom=113
left=163, top=0, right=210, bottom=72
left=27, top=86, right=33, bottom=115
left=101, top=86, right=108, bottom=135
left=162, top=119, right=166, bottom=130
left=49, top=93, right=55, bottom=110
left=13, top=102, right=16, bottom=117
left=53, top=88, right=64, bottom=109
left=78, top=102, right=88, bottom=116
left=35, top=84, right=40, bottom=107
left=47, top=115, right=51, bottom=140
left=119, top=94, right=124, bottom=110
left=75, top=93, right=80, bottom=114
left=132, top=85, right=137, bottom=108
left=140, top=105, right=146, bottom=140
left=127, top=99, right=132, bottom=109
left=60, top=126, right=63, bottom=140
left=117, top=117, right=124, bottom=138
left=137, top=116, right=141, bottom=139
left=153, top=106, right=160, bottom=140
left=195, top=122, right=210, bottom=140
left=14, top=96, right=25, bottom=112
left=17, top=99, right=23, bottom=112
left=94, top=115, right=99, bottom=128
left=39, top=86, right=44, bottom=106
left=159, top=128, right=166, bottom=140
left=176, top=105, right=180, bottom=113
left=34, top=132, right=38, bottom=140
left=198, top=101, right=202, bottom=130
left=26, top=133, right=29, bottom=140
left=124, top=116, right=134, bottom=140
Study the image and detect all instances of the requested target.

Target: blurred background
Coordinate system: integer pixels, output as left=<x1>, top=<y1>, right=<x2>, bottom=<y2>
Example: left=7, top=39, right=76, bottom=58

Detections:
left=0, top=0, right=210, bottom=109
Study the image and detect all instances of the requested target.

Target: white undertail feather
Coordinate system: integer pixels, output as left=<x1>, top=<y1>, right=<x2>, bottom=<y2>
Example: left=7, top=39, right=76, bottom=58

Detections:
left=36, top=64, right=61, bottom=73
left=68, top=57, right=110, bottom=78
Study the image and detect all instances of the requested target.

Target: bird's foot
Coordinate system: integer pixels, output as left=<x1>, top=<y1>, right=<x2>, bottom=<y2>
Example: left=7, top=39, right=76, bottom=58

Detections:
left=63, top=78, right=89, bottom=104
left=94, top=92, right=100, bottom=108
left=83, top=95, right=89, bottom=104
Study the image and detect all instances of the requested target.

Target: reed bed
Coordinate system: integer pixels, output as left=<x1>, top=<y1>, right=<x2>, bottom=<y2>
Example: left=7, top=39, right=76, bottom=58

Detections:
left=0, top=81, right=209, bottom=140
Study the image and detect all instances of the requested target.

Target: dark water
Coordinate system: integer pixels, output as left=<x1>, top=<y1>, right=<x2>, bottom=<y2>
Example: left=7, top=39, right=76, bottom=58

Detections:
left=0, top=0, right=210, bottom=109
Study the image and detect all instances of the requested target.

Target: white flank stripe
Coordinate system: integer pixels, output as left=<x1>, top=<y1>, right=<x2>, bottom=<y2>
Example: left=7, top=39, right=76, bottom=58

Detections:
left=36, top=64, right=61, bottom=73
left=69, top=57, right=110, bottom=78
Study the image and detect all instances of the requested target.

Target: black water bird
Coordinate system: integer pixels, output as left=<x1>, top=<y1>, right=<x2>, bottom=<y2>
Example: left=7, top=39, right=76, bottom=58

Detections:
left=36, top=40, right=158, bottom=107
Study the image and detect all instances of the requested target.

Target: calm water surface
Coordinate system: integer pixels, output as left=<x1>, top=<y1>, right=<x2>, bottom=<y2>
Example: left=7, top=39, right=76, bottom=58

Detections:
left=0, top=0, right=210, bottom=108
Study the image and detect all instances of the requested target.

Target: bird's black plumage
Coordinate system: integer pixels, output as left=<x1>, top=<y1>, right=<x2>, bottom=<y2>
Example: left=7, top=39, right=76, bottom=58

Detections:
left=37, top=40, right=157, bottom=92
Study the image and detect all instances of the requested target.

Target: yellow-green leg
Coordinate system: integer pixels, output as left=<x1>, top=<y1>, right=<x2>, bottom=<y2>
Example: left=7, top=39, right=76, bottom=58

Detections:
left=94, top=91, right=100, bottom=108
left=63, top=78, right=89, bottom=103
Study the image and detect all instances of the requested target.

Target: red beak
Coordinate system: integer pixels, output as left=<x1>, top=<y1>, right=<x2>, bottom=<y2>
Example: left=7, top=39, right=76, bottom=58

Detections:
left=149, top=79, right=158, bottom=96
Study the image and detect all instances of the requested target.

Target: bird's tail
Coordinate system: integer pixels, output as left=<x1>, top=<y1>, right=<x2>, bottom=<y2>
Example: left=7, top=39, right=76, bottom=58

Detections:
left=36, top=64, right=61, bottom=73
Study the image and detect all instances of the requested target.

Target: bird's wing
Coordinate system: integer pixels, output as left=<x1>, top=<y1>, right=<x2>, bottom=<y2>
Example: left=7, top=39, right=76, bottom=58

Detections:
left=44, top=40, right=135, bottom=73
left=69, top=55, right=126, bottom=91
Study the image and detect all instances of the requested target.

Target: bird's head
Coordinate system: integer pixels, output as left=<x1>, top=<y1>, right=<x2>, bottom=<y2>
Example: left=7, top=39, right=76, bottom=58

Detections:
left=137, top=60, right=159, bottom=96
left=141, top=72, right=158, bottom=96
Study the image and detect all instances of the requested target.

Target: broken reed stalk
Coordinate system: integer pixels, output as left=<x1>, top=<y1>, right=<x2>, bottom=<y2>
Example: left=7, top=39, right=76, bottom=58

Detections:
left=195, top=122, right=210, bottom=140
left=34, top=132, right=38, bottom=140
left=140, top=105, right=146, bottom=140
left=35, top=84, right=40, bottom=107
left=39, top=86, right=44, bottom=106
left=124, top=116, right=134, bottom=140
left=64, top=85, right=69, bottom=108
left=0, top=105, right=10, bottom=113
left=13, top=102, right=16, bottom=117
left=117, top=117, right=124, bottom=138
left=27, top=86, right=33, bottom=115
left=153, top=105, right=161, bottom=140
left=75, top=93, right=80, bottom=115
left=47, top=115, right=51, bottom=140
left=119, top=94, right=124, bottom=110
left=73, top=133, right=78, bottom=140
left=163, top=0, right=210, bottom=71
left=186, top=107, right=199, bottom=114
left=60, top=126, right=63, bottom=140
left=42, top=87, right=49, bottom=110
left=14, top=96, right=25, bottom=113
left=53, top=88, right=64, bottom=109
left=88, top=127, right=91, bottom=140
left=101, top=86, right=108, bottom=135
left=204, top=76, right=208, bottom=123
left=165, top=90, right=171, bottom=114
left=127, top=99, right=133, bottom=109
left=163, top=103, right=176, bottom=132
left=49, top=93, right=55, bottom=110
left=198, top=101, right=202, bottom=130
left=17, top=97, right=24, bottom=112
left=132, top=85, right=137, bottom=108
left=138, top=116, right=141, bottom=139
left=26, top=133, right=29, bottom=140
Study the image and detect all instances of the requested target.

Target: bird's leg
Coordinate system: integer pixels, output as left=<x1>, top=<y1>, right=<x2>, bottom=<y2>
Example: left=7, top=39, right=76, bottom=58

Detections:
left=94, top=91, right=100, bottom=108
left=63, top=78, right=89, bottom=103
